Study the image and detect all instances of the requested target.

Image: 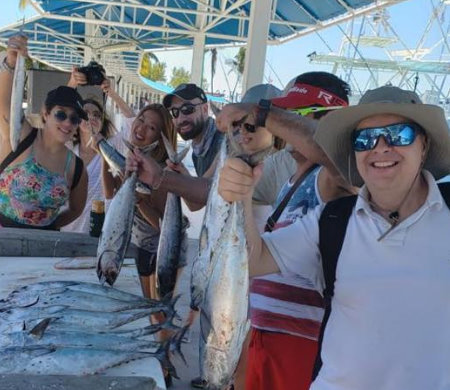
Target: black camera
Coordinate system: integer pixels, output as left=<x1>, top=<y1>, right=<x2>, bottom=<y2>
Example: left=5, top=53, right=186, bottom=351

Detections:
left=78, top=61, right=106, bottom=86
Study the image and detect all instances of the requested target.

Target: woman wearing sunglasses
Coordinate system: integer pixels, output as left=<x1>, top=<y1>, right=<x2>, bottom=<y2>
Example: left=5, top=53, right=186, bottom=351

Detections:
left=61, top=66, right=118, bottom=234
left=217, top=86, right=450, bottom=390
left=0, top=35, right=88, bottom=229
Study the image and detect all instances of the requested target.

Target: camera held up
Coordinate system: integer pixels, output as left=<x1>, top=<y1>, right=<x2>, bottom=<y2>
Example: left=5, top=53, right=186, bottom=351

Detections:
left=78, top=61, right=106, bottom=86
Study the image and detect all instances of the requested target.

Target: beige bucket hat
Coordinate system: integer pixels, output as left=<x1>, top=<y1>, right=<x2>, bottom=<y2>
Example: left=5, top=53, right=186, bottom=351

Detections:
left=314, top=86, right=450, bottom=186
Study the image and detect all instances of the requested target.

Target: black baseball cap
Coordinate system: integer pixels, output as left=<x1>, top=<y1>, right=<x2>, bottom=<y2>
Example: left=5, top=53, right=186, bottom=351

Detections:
left=45, top=86, right=88, bottom=120
left=163, top=83, right=207, bottom=108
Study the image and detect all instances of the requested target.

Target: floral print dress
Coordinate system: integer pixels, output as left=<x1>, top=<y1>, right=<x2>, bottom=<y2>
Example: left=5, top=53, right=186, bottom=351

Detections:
left=0, top=146, right=72, bottom=227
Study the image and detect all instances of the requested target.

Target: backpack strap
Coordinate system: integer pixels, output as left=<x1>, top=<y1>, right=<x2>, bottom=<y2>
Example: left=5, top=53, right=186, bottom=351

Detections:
left=312, top=194, right=357, bottom=380
left=437, top=182, right=450, bottom=209
left=70, top=155, right=84, bottom=190
left=0, top=128, right=38, bottom=175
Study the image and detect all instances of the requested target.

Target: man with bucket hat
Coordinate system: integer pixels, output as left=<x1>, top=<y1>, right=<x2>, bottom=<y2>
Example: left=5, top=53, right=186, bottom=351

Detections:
left=217, top=85, right=450, bottom=390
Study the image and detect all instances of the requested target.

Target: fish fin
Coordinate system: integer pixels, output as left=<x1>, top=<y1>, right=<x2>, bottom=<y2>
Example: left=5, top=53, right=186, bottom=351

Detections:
left=174, top=144, right=190, bottom=164
left=155, top=341, right=179, bottom=379
left=29, top=318, right=52, bottom=339
left=170, top=325, right=189, bottom=365
left=160, top=132, right=176, bottom=162
left=161, top=293, right=181, bottom=321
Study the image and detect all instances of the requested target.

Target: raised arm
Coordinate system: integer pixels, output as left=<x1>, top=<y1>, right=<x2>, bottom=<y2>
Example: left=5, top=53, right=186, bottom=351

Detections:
left=101, top=79, right=134, bottom=118
left=0, top=35, right=31, bottom=159
left=125, top=149, right=212, bottom=210
left=216, top=103, right=342, bottom=179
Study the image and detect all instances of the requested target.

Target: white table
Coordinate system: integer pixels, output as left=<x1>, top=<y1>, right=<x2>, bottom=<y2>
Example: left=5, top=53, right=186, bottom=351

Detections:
left=0, top=256, right=166, bottom=390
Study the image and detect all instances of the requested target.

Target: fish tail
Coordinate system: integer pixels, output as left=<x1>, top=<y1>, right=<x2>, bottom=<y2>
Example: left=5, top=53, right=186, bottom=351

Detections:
left=155, top=341, right=179, bottom=379
left=170, top=325, right=189, bottom=365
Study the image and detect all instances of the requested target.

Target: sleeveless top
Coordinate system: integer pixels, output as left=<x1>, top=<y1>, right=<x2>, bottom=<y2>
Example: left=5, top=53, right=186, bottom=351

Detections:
left=0, top=142, right=73, bottom=227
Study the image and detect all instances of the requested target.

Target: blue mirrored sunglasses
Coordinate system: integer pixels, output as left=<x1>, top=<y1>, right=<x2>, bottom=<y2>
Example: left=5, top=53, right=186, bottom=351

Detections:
left=53, top=110, right=81, bottom=126
left=352, top=123, right=423, bottom=152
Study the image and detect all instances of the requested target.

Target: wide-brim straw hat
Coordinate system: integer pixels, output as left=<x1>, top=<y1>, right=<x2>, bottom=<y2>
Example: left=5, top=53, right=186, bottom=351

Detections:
left=314, top=86, right=450, bottom=187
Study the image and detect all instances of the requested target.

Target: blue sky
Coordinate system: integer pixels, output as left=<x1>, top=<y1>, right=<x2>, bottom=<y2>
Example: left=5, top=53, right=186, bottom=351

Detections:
left=2, top=0, right=448, bottom=99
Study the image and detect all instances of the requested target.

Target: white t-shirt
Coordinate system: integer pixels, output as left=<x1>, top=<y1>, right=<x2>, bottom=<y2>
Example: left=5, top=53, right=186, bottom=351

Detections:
left=263, top=171, right=450, bottom=390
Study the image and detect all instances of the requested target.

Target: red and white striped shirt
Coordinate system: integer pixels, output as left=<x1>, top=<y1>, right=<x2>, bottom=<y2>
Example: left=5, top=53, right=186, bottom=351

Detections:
left=249, top=167, right=324, bottom=340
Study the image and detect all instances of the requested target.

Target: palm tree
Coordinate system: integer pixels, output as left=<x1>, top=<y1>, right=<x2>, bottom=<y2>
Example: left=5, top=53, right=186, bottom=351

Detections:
left=226, top=47, right=246, bottom=102
left=205, top=48, right=217, bottom=94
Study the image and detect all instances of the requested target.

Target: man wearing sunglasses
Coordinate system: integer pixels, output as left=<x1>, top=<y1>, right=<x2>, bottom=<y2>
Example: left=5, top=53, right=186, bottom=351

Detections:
left=217, top=86, right=450, bottom=390
left=163, top=83, right=224, bottom=177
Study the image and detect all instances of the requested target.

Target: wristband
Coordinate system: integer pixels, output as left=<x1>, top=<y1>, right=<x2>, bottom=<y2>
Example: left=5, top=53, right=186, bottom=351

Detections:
left=255, top=99, right=272, bottom=128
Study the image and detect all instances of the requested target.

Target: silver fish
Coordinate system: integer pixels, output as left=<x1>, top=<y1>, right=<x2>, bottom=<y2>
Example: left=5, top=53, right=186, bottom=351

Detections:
left=9, top=54, right=25, bottom=151
left=199, top=130, right=274, bottom=388
left=97, top=140, right=158, bottom=286
left=1, top=287, right=169, bottom=312
left=0, top=304, right=175, bottom=331
left=0, top=344, right=177, bottom=377
left=190, top=137, right=229, bottom=310
left=156, top=134, right=190, bottom=299
left=96, top=171, right=137, bottom=285
left=98, top=138, right=125, bottom=178
left=0, top=319, right=185, bottom=360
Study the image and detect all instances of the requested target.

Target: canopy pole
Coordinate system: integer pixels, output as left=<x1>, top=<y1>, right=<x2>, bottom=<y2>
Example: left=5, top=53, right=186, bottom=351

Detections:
left=242, top=0, right=272, bottom=92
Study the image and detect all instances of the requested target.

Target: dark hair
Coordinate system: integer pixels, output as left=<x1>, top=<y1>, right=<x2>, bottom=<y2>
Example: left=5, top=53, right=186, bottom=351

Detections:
left=295, top=72, right=351, bottom=120
left=296, top=72, right=351, bottom=104
left=72, top=99, right=116, bottom=145
left=136, top=103, right=177, bottom=163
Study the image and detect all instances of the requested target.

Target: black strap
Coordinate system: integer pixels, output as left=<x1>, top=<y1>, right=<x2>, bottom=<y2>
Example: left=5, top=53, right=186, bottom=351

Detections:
left=71, top=155, right=84, bottom=190
left=0, top=128, right=38, bottom=175
left=312, top=194, right=357, bottom=380
left=438, top=182, right=450, bottom=209
left=264, top=164, right=319, bottom=232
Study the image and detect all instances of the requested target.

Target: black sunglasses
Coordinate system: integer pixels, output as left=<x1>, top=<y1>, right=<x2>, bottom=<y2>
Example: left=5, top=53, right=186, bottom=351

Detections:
left=53, top=110, right=81, bottom=126
left=352, top=123, right=423, bottom=152
left=170, top=102, right=203, bottom=119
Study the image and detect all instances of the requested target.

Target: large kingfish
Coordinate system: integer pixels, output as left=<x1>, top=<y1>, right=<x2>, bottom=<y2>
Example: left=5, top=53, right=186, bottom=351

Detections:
left=156, top=134, right=190, bottom=299
left=1, top=287, right=171, bottom=312
left=9, top=53, right=25, bottom=151
left=199, top=131, right=274, bottom=388
left=96, top=170, right=137, bottom=286
left=190, top=137, right=228, bottom=310
left=0, top=344, right=177, bottom=376
left=0, top=303, right=176, bottom=331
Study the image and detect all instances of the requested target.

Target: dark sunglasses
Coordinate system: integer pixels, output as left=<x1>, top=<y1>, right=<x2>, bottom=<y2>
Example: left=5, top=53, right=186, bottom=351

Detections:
left=170, top=102, right=203, bottom=119
left=352, top=123, right=423, bottom=152
left=53, top=110, right=81, bottom=126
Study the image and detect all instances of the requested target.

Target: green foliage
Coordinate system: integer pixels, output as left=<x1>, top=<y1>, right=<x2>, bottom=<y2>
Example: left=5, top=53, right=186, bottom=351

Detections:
left=140, top=53, right=166, bottom=82
left=169, top=66, right=191, bottom=88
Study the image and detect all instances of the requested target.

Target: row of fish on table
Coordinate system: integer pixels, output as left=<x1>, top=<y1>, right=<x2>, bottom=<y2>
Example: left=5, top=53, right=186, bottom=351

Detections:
left=0, top=281, right=185, bottom=377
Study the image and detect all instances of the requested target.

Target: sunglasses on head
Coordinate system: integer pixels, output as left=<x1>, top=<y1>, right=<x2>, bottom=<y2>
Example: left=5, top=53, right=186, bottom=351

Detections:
left=53, top=110, right=81, bottom=126
left=291, top=106, right=343, bottom=117
left=352, top=123, right=423, bottom=152
left=170, top=102, right=203, bottom=119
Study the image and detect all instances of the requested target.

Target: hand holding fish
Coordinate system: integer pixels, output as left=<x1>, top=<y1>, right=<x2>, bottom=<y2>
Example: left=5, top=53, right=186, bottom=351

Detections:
left=218, top=157, right=263, bottom=203
left=165, top=159, right=190, bottom=176
left=126, top=148, right=164, bottom=190
left=6, top=35, right=28, bottom=68
left=215, top=103, right=256, bottom=133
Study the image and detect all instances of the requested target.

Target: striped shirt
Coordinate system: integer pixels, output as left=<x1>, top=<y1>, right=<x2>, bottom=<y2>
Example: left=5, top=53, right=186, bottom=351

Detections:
left=249, top=166, right=325, bottom=340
